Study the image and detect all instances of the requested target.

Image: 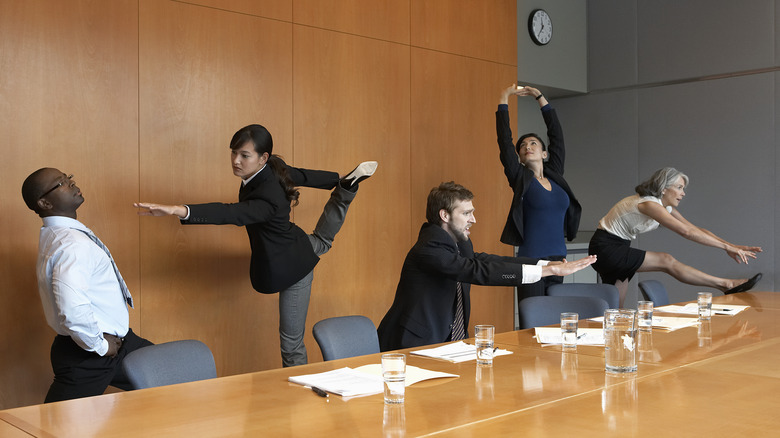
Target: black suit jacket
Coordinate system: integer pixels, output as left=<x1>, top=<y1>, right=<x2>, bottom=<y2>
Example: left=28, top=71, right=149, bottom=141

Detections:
left=377, top=223, right=540, bottom=351
left=496, top=106, right=581, bottom=247
left=183, top=160, right=339, bottom=293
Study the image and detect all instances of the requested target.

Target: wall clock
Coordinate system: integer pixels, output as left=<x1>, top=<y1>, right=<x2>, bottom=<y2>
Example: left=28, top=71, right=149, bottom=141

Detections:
left=528, top=9, right=553, bottom=46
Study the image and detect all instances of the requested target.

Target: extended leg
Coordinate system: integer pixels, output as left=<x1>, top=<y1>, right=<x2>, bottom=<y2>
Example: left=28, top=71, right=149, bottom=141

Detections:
left=638, top=251, right=748, bottom=292
left=308, top=184, right=356, bottom=256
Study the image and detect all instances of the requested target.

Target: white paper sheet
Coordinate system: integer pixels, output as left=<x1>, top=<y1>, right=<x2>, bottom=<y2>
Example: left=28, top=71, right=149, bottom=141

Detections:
left=533, top=327, right=605, bottom=346
left=650, top=316, right=700, bottom=331
left=354, top=364, right=458, bottom=386
left=590, top=315, right=700, bottom=331
left=410, top=341, right=513, bottom=363
left=288, top=367, right=383, bottom=397
left=656, top=303, right=749, bottom=316
left=288, top=365, right=460, bottom=398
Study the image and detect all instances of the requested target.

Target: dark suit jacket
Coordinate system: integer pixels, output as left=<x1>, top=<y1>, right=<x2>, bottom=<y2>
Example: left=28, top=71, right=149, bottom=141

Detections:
left=183, top=160, right=339, bottom=293
left=377, top=223, right=540, bottom=351
left=496, top=105, right=581, bottom=247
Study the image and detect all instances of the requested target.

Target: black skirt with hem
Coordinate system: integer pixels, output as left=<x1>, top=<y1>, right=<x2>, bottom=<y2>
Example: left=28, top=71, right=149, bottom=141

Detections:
left=588, top=228, right=645, bottom=284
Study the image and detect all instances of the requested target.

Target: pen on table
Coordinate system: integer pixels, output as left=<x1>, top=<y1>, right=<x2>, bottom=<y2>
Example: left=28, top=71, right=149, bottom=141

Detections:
left=311, top=386, right=329, bottom=398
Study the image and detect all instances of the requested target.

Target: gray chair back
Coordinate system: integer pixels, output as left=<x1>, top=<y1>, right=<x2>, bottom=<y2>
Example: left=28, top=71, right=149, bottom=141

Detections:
left=122, top=340, right=217, bottom=389
left=312, top=315, right=380, bottom=361
left=547, top=283, right=620, bottom=309
left=638, top=280, right=671, bottom=306
left=518, top=295, right=610, bottom=329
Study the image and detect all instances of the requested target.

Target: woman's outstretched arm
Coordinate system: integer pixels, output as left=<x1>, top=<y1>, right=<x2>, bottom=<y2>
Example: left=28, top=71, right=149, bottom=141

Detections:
left=637, top=201, right=761, bottom=264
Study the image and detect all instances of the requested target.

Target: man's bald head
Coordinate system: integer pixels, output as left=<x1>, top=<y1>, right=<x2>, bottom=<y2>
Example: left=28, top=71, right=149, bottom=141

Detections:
left=22, top=168, right=82, bottom=218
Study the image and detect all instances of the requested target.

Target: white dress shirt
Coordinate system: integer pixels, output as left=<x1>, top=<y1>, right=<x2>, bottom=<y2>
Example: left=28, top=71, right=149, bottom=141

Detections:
left=598, top=195, right=673, bottom=240
left=523, top=261, right=548, bottom=284
left=37, top=216, right=130, bottom=356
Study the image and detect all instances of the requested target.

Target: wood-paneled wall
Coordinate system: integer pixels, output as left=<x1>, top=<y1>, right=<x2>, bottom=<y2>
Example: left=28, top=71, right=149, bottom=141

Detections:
left=0, top=0, right=517, bottom=409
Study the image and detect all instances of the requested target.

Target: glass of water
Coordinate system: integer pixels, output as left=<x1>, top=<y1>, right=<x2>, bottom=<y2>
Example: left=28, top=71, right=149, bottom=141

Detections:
left=604, top=309, right=637, bottom=373
left=697, top=292, right=712, bottom=319
left=381, top=353, right=406, bottom=404
left=560, top=312, right=579, bottom=349
left=474, top=325, right=495, bottom=365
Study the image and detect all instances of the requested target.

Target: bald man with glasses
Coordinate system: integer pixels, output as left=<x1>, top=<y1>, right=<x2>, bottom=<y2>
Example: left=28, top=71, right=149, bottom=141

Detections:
left=22, top=168, right=153, bottom=403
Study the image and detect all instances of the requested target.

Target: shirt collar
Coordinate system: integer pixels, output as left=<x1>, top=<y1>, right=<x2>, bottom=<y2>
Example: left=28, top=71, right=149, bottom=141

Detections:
left=42, top=216, right=91, bottom=233
left=242, top=164, right=267, bottom=186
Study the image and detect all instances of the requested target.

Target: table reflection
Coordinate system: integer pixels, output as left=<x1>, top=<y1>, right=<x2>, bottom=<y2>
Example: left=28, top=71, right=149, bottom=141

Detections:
left=602, top=372, right=638, bottom=432
left=698, top=319, right=712, bottom=348
left=560, top=351, right=578, bottom=381
left=382, top=403, right=406, bottom=438
left=475, top=363, right=494, bottom=400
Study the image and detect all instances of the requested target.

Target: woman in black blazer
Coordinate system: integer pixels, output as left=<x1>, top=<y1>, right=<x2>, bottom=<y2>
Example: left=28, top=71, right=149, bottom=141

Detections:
left=496, top=85, right=582, bottom=311
left=135, top=124, right=377, bottom=367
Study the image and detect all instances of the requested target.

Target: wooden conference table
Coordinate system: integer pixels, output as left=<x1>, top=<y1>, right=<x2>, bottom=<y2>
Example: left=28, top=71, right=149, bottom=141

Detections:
left=1, top=291, right=778, bottom=437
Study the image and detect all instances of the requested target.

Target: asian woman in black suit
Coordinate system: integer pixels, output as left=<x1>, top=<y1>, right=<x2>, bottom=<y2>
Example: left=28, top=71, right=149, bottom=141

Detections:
left=496, top=85, right=581, bottom=323
left=135, top=124, right=377, bottom=367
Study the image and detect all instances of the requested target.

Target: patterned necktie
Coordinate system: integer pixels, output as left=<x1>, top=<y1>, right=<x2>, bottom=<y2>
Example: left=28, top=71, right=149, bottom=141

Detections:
left=79, top=230, right=134, bottom=308
left=451, top=281, right=466, bottom=341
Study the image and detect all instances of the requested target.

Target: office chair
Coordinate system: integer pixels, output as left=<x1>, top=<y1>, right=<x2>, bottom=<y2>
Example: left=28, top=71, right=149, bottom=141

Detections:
left=638, top=279, right=671, bottom=306
left=547, top=283, right=620, bottom=309
left=122, top=340, right=217, bottom=389
left=518, top=295, right=610, bottom=329
left=312, top=315, right=380, bottom=361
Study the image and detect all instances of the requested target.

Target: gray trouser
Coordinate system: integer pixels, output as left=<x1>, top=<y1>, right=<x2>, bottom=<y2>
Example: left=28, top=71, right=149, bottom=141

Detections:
left=278, top=184, right=356, bottom=367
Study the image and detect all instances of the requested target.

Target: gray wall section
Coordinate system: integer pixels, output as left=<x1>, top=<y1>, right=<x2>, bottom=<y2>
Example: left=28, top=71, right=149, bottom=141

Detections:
left=520, top=0, right=778, bottom=305
left=587, top=0, right=637, bottom=90
left=518, top=0, right=587, bottom=94
left=637, top=1, right=775, bottom=83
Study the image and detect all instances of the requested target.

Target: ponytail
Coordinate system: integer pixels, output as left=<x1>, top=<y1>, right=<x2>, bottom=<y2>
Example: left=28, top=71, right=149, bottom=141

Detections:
left=267, top=155, right=300, bottom=206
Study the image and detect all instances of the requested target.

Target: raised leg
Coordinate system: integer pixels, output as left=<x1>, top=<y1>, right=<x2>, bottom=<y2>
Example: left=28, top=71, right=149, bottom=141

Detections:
left=638, top=251, right=749, bottom=292
left=308, top=184, right=356, bottom=256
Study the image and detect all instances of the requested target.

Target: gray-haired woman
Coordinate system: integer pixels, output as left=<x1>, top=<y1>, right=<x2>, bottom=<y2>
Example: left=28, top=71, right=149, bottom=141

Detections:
left=588, top=167, right=762, bottom=306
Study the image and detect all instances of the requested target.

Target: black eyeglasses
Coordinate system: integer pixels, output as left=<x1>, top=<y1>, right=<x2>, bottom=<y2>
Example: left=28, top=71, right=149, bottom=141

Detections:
left=39, top=174, right=73, bottom=199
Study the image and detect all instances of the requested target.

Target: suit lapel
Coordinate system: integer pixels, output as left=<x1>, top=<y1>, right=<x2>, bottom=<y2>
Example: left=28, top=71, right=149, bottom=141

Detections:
left=239, top=167, right=271, bottom=201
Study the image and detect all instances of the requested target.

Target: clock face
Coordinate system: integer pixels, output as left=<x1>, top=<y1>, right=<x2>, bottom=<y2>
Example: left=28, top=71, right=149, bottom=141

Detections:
left=529, top=9, right=552, bottom=45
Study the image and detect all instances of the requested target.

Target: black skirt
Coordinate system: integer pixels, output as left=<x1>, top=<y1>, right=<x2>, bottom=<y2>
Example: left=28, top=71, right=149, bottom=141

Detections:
left=588, top=229, right=645, bottom=284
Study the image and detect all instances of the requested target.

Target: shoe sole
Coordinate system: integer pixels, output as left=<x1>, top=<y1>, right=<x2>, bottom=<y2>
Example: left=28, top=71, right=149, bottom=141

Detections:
left=345, top=161, right=378, bottom=186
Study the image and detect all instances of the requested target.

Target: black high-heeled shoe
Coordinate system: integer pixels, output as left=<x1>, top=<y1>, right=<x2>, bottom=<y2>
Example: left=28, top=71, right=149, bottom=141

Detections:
left=723, top=273, right=762, bottom=295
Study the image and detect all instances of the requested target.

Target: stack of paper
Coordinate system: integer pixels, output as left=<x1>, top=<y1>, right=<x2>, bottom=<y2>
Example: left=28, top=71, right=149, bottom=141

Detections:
left=591, top=315, right=700, bottom=331
left=712, top=304, right=750, bottom=315
left=533, top=327, right=605, bottom=346
left=651, top=316, right=699, bottom=331
left=411, top=341, right=512, bottom=363
left=656, top=303, right=749, bottom=316
left=353, top=364, right=458, bottom=385
left=288, top=365, right=459, bottom=398
left=289, top=367, right=383, bottom=397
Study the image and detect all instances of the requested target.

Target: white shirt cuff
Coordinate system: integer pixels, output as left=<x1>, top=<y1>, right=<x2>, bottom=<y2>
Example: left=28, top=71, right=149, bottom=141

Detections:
left=522, top=264, right=543, bottom=284
left=181, top=205, right=191, bottom=221
left=96, top=338, right=109, bottom=356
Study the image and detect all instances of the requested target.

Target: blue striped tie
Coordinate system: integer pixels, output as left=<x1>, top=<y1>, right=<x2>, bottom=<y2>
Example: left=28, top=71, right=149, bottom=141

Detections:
left=79, top=230, right=134, bottom=308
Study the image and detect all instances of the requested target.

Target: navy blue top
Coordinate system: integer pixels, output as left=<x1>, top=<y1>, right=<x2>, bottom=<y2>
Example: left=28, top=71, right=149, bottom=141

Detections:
left=516, top=178, right=569, bottom=258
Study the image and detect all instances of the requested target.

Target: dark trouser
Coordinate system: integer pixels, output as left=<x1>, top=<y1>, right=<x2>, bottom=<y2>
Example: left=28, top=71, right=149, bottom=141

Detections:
left=44, top=328, right=153, bottom=403
left=516, top=255, right=565, bottom=329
